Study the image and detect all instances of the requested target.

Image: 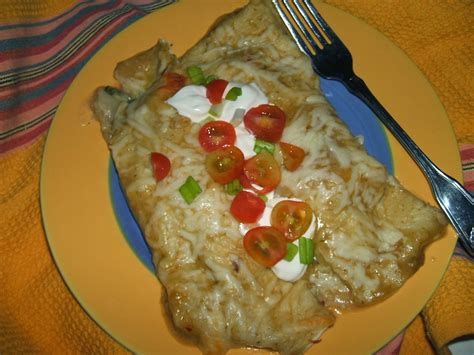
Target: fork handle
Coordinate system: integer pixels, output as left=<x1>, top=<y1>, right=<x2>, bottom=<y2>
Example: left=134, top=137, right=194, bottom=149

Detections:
left=343, top=75, right=474, bottom=257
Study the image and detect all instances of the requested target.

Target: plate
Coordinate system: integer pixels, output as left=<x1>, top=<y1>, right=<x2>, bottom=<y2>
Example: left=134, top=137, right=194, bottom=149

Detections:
left=40, top=0, right=461, bottom=353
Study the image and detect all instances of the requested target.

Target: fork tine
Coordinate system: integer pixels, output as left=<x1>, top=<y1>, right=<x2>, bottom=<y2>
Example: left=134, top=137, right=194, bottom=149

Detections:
left=302, top=0, right=339, bottom=43
left=281, top=0, right=322, bottom=53
left=272, top=0, right=313, bottom=56
left=272, top=0, right=308, bottom=54
left=293, top=0, right=329, bottom=46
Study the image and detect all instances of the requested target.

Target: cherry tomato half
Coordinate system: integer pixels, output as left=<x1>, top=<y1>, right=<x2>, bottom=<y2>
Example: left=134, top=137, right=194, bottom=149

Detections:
left=279, top=142, right=305, bottom=172
left=230, top=191, right=265, bottom=224
left=244, top=104, right=286, bottom=142
left=198, top=121, right=236, bottom=152
left=271, top=200, right=313, bottom=241
left=242, top=151, right=281, bottom=194
left=243, top=226, right=287, bottom=267
left=157, top=72, right=187, bottom=99
left=150, top=152, right=171, bottom=182
left=239, top=173, right=268, bottom=194
left=206, top=79, right=229, bottom=104
left=205, top=145, right=244, bottom=184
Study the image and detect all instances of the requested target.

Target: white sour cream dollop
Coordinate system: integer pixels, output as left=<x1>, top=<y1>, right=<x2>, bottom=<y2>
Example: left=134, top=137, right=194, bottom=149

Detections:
left=166, top=82, right=268, bottom=158
left=239, top=197, right=316, bottom=282
left=166, top=85, right=210, bottom=121
left=234, top=125, right=256, bottom=158
left=220, top=82, right=268, bottom=120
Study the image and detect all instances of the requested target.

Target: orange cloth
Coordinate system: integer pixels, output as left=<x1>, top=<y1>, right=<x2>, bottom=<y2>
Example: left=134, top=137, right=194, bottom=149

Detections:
left=1, top=0, right=473, bottom=353
left=0, top=136, right=127, bottom=353
left=0, top=0, right=76, bottom=22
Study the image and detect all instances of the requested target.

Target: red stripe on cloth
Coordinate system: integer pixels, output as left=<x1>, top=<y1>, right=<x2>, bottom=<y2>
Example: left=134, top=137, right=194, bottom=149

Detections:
left=0, top=119, right=50, bottom=153
left=460, top=144, right=474, bottom=162
left=464, top=181, right=474, bottom=191
left=0, top=79, right=69, bottom=121
left=0, top=94, right=60, bottom=132
left=460, top=144, right=474, bottom=192
left=0, top=0, right=173, bottom=152
left=0, top=9, right=117, bottom=73
left=464, top=170, right=474, bottom=186
left=0, top=10, right=132, bottom=106
left=0, top=13, right=132, bottom=127
left=0, top=2, right=121, bottom=62
left=0, top=8, right=134, bottom=95
left=0, top=0, right=111, bottom=41
left=375, top=331, right=405, bottom=355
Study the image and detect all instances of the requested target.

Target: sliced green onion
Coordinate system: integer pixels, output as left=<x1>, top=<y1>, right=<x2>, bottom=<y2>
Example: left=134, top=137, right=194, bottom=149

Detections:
left=224, top=179, right=242, bottom=195
left=258, top=194, right=268, bottom=202
left=298, top=237, right=314, bottom=264
left=199, top=116, right=216, bottom=125
left=284, top=243, right=298, bottom=262
left=230, top=108, right=246, bottom=127
left=225, top=87, right=242, bottom=101
left=179, top=176, right=202, bottom=204
left=209, top=102, right=225, bottom=118
left=186, top=66, right=205, bottom=85
left=205, top=74, right=219, bottom=85
left=253, top=139, right=275, bottom=155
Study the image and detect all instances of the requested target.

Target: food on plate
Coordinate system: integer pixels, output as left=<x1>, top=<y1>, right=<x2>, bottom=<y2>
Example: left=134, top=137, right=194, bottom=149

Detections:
left=91, top=0, right=447, bottom=353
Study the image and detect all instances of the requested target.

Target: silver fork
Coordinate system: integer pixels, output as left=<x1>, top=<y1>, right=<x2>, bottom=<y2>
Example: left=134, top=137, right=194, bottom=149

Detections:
left=273, top=0, right=474, bottom=257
